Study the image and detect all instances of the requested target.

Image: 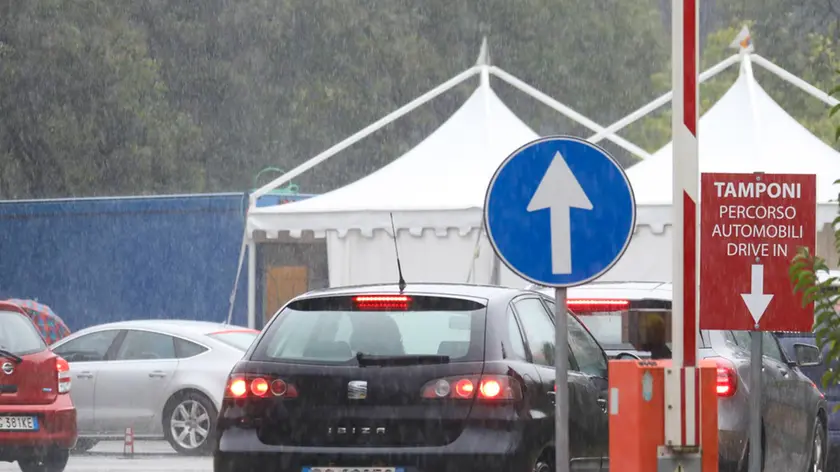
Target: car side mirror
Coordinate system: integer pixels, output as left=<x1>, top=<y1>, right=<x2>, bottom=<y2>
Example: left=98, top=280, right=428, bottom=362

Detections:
left=794, top=343, right=822, bottom=367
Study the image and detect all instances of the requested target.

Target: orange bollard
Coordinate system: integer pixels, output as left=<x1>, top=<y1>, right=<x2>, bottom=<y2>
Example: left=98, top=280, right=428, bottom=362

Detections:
left=123, top=427, right=134, bottom=457
left=608, top=359, right=718, bottom=472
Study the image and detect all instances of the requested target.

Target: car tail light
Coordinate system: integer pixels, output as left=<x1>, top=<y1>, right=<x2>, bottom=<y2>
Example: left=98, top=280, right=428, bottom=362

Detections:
left=712, top=358, right=737, bottom=397
left=225, top=375, right=298, bottom=399
left=566, top=299, right=630, bottom=313
left=56, top=356, right=71, bottom=394
left=420, top=375, right=522, bottom=401
left=353, top=295, right=411, bottom=311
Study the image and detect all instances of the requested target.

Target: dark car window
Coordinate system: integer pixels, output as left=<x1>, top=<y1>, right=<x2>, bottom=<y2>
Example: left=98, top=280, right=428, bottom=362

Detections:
left=53, top=330, right=120, bottom=362
left=568, top=314, right=608, bottom=378
left=514, top=298, right=556, bottom=367
left=762, top=332, right=785, bottom=363
left=505, top=305, right=528, bottom=361
left=730, top=330, right=751, bottom=350
left=0, top=310, right=47, bottom=355
left=174, top=338, right=209, bottom=358
left=115, top=330, right=176, bottom=360
left=252, top=295, right=485, bottom=364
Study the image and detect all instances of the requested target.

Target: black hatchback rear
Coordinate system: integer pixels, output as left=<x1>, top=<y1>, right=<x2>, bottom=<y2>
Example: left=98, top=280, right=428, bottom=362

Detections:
left=213, top=284, right=610, bottom=472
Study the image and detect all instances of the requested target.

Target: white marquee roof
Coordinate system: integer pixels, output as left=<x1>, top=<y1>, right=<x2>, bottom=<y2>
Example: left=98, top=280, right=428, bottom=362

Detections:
left=248, top=82, right=539, bottom=236
left=627, top=60, right=840, bottom=205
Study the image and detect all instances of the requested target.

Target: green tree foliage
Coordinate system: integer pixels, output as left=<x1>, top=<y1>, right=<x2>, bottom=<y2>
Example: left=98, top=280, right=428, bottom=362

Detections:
left=0, top=0, right=668, bottom=197
left=1, top=1, right=838, bottom=198
left=790, top=69, right=840, bottom=389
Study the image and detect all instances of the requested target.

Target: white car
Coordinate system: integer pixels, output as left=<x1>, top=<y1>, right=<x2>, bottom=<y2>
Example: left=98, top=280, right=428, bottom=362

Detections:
left=49, top=320, right=259, bottom=455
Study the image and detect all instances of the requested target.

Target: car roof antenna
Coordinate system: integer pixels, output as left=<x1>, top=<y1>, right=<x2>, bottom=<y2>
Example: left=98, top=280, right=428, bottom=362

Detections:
left=389, top=213, right=407, bottom=293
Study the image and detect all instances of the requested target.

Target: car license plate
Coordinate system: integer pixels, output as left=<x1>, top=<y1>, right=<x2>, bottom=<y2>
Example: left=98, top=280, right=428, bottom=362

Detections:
left=303, top=468, right=403, bottom=472
left=0, top=416, right=38, bottom=431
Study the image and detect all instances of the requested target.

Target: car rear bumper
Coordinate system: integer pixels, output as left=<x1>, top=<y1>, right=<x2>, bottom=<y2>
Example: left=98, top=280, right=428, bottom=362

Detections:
left=215, top=426, right=571, bottom=472
left=0, top=396, right=77, bottom=459
left=717, top=428, right=747, bottom=471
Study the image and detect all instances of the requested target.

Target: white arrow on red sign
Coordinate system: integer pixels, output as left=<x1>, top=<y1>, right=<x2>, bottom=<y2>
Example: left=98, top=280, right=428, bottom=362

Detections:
left=740, top=264, right=773, bottom=324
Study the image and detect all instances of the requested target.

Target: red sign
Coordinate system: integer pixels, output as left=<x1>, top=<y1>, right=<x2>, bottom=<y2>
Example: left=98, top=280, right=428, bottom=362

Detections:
left=700, top=173, right=816, bottom=331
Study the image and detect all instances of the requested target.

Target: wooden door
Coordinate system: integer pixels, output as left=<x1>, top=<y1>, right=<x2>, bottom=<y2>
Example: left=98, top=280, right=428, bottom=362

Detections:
left=264, top=265, right=308, bottom=324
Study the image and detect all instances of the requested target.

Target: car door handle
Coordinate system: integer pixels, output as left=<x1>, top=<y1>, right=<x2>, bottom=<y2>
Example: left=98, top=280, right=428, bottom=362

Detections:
left=148, top=371, right=167, bottom=378
left=779, top=369, right=788, bottom=376
left=76, top=372, right=94, bottom=379
left=597, top=398, right=607, bottom=412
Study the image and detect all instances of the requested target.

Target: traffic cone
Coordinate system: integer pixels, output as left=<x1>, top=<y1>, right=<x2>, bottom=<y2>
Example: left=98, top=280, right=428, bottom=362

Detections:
left=123, top=427, right=134, bottom=457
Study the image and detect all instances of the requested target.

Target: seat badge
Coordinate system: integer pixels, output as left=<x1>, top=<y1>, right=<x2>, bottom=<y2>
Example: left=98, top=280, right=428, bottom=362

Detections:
left=347, top=380, right=367, bottom=400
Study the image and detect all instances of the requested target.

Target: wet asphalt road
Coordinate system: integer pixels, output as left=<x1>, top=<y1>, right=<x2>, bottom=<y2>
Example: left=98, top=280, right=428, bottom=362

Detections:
left=0, top=441, right=212, bottom=472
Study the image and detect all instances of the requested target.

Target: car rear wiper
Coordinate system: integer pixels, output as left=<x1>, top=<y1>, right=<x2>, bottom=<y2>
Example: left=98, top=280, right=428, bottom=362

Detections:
left=0, top=348, right=23, bottom=364
left=355, top=352, right=450, bottom=367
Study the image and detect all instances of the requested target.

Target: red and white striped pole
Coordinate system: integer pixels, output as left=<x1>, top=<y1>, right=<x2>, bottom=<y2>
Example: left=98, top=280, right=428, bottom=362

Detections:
left=666, top=0, right=700, bottom=449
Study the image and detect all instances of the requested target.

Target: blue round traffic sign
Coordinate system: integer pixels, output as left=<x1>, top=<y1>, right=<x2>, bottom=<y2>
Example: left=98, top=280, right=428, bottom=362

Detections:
left=484, top=136, right=636, bottom=287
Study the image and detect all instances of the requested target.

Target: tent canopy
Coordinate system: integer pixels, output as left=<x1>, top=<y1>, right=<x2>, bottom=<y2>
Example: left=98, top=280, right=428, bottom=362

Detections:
left=248, top=82, right=539, bottom=236
left=627, top=59, right=840, bottom=205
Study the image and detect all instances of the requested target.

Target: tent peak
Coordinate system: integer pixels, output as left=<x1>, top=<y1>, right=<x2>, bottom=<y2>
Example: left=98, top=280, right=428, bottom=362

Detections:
left=475, top=36, right=491, bottom=67
left=729, top=25, right=755, bottom=54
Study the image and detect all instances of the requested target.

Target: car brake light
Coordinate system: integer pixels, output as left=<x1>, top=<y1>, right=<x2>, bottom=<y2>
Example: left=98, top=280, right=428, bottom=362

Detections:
left=712, top=358, right=737, bottom=397
left=250, top=378, right=269, bottom=396
left=421, top=375, right=522, bottom=401
left=353, top=295, right=411, bottom=311
left=566, top=299, right=630, bottom=313
left=225, top=375, right=298, bottom=399
left=56, top=356, right=71, bottom=394
left=229, top=378, right=248, bottom=398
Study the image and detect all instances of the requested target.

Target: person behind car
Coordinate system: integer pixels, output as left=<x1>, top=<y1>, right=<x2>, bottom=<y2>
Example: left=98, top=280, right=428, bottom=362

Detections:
left=641, top=315, right=671, bottom=359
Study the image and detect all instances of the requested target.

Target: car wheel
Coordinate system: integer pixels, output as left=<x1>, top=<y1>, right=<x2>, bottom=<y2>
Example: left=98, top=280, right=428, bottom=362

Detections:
left=70, top=438, right=99, bottom=454
left=808, top=417, right=826, bottom=472
left=533, top=450, right=553, bottom=472
left=17, top=449, right=70, bottom=472
left=163, top=391, right=217, bottom=456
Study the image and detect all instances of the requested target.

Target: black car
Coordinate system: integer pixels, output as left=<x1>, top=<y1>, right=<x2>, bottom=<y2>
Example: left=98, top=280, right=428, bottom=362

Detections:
left=213, top=283, right=611, bottom=472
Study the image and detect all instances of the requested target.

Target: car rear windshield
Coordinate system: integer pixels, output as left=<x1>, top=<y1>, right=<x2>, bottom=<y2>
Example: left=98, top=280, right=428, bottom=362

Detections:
left=251, top=294, right=486, bottom=364
left=567, top=299, right=672, bottom=352
left=0, top=310, right=47, bottom=355
left=207, top=330, right=258, bottom=351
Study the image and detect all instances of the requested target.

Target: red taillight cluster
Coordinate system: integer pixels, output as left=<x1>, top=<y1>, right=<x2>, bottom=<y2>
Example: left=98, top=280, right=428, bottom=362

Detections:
left=226, top=375, right=298, bottom=399
left=353, top=295, right=411, bottom=311
left=713, top=358, right=737, bottom=397
left=56, top=357, right=71, bottom=394
left=566, top=299, right=630, bottom=313
left=420, top=375, right=521, bottom=401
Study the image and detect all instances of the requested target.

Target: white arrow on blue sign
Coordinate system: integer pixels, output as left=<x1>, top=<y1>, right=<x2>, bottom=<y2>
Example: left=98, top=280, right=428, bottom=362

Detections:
left=484, top=136, right=636, bottom=288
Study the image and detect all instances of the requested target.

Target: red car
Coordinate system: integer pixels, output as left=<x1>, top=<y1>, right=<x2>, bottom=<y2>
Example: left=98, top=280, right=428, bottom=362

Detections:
left=0, top=302, right=76, bottom=472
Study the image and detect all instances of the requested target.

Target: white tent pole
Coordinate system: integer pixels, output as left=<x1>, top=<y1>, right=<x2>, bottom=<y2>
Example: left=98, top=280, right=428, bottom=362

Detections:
left=251, top=66, right=482, bottom=200
left=588, top=54, right=741, bottom=143
left=247, top=239, right=257, bottom=329
left=751, top=54, right=840, bottom=107
left=488, top=66, right=651, bottom=159
left=225, top=227, right=247, bottom=325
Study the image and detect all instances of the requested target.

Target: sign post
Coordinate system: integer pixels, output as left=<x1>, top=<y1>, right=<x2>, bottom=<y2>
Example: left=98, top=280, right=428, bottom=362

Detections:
left=699, top=172, right=816, bottom=472
left=665, top=0, right=701, bottom=468
left=484, top=135, right=636, bottom=472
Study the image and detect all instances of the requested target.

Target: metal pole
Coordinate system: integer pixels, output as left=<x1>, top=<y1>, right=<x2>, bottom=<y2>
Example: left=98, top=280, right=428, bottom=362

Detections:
left=748, top=331, right=763, bottom=472
left=251, top=67, right=480, bottom=199
left=666, top=0, right=700, bottom=448
left=247, top=240, right=257, bottom=329
left=555, top=287, right=569, bottom=472
left=488, top=67, right=651, bottom=160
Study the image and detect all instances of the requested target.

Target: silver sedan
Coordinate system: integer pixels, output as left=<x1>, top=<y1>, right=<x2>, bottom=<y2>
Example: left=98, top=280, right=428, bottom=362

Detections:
left=49, top=320, right=258, bottom=455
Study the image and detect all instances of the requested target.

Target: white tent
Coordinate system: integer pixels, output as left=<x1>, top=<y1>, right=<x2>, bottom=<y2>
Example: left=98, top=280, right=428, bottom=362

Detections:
left=249, top=77, right=538, bottom=291
left=597, top=52, right=840, bottom=282
left=235, top=40, right=649, bottom=327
